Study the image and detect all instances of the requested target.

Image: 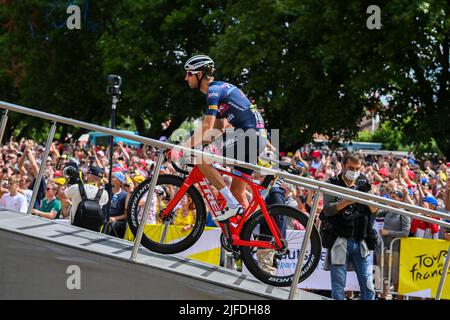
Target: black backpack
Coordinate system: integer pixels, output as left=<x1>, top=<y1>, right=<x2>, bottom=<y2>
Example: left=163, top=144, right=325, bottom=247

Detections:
left=73, top=184, right=104, bottom=232
left=318, top=211, right=336, bottom=249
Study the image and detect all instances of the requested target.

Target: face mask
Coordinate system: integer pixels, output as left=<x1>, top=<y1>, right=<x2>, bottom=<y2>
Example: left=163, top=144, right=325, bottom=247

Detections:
left=345, top=170, right=360, bottom=181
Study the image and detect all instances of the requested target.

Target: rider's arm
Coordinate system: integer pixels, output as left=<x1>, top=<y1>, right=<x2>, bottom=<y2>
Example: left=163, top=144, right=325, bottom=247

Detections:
left=213, top=118, right=226, bottom=132
left=182, top=115, right=217, bottom=149
left=182, top=84, right=225, bottom=149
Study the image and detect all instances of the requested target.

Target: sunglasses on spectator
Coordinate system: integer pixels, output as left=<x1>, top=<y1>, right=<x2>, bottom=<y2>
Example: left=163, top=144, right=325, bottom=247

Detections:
left=46, top=187, right=55, bottom=191
left=186, top=71, right=200, bottom=77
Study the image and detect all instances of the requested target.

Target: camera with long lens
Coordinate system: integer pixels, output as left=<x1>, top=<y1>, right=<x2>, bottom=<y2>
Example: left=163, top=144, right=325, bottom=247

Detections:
left=106, top=75, right=122, bottom=96
left=343, top=204, right=356, bottom=219
left=63, top=163, right=81, bottom=185
left=343, top=176, right=372, bottom=219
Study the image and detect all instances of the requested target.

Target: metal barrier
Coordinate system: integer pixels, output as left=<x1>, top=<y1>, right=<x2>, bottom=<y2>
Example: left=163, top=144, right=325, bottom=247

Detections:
left=377, top=240, right=385, bottom=294
left=1, top=100, right=450, bottom=300
left=386, top=238, right=401, bottom=298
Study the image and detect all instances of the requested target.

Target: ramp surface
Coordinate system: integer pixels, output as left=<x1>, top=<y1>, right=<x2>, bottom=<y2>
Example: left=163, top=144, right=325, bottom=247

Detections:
left=0, top=209, right=329, bottom=300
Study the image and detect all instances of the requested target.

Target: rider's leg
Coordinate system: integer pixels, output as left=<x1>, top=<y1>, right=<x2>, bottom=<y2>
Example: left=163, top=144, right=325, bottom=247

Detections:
left=230, top=178, right=249, bottom=207
left=197, top=163, right=226, bottom=190
left=197, top=163, right=240, bottom=208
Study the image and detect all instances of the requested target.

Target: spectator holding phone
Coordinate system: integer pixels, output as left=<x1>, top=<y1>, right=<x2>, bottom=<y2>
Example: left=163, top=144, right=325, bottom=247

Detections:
left=17, top=140, right=46, bottom=209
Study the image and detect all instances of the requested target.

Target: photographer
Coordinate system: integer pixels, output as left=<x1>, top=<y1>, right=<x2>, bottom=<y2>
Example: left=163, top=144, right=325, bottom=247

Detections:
left=63, top=163, right=108, bottom=231
left=322, top=153, right=378, bottom=300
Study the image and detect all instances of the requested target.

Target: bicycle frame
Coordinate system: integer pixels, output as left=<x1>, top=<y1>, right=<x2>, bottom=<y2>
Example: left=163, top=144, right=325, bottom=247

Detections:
left=160, top=165, right=284, bottom=250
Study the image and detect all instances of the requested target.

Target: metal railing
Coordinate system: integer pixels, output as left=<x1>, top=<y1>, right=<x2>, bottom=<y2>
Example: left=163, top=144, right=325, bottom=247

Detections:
left=1, top=99, right=450, bottom=300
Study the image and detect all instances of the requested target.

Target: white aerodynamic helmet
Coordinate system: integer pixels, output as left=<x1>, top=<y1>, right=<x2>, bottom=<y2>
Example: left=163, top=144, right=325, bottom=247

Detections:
left=184, top=55, right=215, bottom=74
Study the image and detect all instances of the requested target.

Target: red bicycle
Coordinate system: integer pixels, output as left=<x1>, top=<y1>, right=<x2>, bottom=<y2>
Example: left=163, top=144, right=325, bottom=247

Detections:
left=127, top=159, right=321, bottom=286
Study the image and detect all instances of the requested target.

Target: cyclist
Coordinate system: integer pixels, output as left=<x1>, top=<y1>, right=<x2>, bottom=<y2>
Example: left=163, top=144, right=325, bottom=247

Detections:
left=170, top=54, right=266, bottom=221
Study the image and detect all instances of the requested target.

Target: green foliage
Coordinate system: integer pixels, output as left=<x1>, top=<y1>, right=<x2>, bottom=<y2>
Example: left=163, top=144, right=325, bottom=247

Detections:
left=372, top=122, right=405, bottom=151
left=357, top=121, right=444, bottom=158
left=412, top=139, right=444, bottom=160
left=357, top=130, right=373, bottom=143
left=0, top=1, right=448, bottom=158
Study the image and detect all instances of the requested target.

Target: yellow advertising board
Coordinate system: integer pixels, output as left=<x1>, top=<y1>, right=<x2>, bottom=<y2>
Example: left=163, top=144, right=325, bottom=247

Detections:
left=124, top=225, right=221, bottom=266
left=398, top=238, right=450, bottom=299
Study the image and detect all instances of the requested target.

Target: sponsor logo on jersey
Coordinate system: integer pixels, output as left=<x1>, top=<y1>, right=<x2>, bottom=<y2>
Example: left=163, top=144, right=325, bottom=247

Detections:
left=227, top=100, right=246, bottom=111
left=218, top=103, right=230, bottom=115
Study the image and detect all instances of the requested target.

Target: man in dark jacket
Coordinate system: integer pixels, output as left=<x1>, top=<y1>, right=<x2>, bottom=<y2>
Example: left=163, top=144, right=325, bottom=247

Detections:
left=322, top=153, right=378, bottom=300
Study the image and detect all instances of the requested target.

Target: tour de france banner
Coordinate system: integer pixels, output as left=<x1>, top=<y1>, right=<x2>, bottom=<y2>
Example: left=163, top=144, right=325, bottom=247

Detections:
left=124, top=225, right=222, bottom=266
left=398, top=238, right=450, bottom=299
left=243, top=230, right=378, bottom=291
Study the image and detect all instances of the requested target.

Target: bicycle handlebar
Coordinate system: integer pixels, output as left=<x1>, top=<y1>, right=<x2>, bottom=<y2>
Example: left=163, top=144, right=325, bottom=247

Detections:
left=171, top=161, right=192, bottom=176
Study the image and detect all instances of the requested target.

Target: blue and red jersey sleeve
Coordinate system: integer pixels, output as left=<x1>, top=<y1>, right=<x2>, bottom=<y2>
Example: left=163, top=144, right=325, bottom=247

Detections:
left=205, top=86, right=220, bottom=117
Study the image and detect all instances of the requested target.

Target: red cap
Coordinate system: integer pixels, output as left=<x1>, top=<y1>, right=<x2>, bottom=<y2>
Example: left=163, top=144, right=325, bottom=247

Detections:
left=112, top=166, right=123, bottom=173
left=312, top=150, right=321, bottom=158
left=139, top=159, right=147, bottom=166
left=378, top=168, right=390, bottom=177
left=316, top=172, right=325, bottom=179
left=53, top=170, right=63, bottom=178
left=446, top=162, right=450, bottom=167
left=407, top=170, right=415, bottom=180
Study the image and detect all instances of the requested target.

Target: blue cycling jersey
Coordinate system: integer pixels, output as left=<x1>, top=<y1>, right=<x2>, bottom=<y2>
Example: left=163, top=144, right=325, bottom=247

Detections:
left=205, top=81, right=265, bottom=130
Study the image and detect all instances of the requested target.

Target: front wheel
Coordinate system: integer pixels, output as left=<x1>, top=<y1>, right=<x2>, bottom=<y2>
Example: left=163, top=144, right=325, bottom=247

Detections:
left=240, top=205, right=321, bottom=287
left=127, top=174, right=207, bottom=254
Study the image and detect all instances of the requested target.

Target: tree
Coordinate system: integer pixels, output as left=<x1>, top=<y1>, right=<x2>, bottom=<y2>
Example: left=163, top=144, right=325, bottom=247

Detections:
left=210, top=0, right=450, bottom=156
left=98, top=0, right=229, bottom=139
left=1, top=1, right=448, bottom=158
left=0, top=0, right=114, bottom=139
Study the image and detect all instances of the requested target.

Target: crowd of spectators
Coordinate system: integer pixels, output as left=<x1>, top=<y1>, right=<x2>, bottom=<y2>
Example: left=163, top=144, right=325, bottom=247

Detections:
left=272, top=147, right=450, bottom=241
left=1, top=134, right=449, bottom=299
left=1, top=135, right=449, bottom=238
left=0, top=136, right=160, bottom=236
left=269, top=146, right=450, bottom=300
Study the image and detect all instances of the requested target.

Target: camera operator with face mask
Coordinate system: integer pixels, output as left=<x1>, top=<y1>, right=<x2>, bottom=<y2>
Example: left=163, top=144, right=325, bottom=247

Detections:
left=321, top=153, right=378, bottom=300
left=63, top=163, right=109, bottom=231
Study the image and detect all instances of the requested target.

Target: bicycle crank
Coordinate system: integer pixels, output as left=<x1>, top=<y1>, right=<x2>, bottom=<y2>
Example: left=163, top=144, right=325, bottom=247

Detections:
left=159, top=209, right=174, bottom=224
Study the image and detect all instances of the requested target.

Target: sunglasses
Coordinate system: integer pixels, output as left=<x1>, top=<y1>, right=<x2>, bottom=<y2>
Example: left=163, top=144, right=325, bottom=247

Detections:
left=186, top=71, right=200, bottom=77
left=46, top=188, right=55, bottom=191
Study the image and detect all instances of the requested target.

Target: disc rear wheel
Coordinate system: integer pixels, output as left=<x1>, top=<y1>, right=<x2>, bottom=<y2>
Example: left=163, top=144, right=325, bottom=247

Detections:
left=240, top=205, right=321, bottom=286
